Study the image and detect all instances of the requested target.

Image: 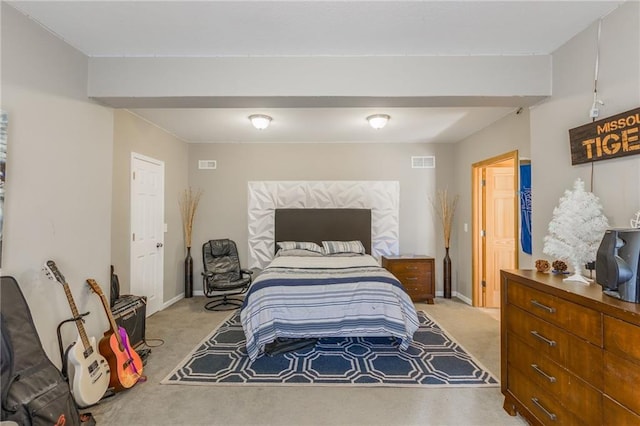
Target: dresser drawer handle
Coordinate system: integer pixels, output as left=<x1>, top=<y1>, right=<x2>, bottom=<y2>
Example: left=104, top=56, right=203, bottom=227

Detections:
left=530, top=330, right=557, bottom=347
left=405, top=277, right=418, bottom=281
left=531, top=364, right=557, bottom=383
left=531, top=299, right=556, bottom=314
left=405, top=266, right=418, bottom=270
left=531, top=397, right=557, bottom=422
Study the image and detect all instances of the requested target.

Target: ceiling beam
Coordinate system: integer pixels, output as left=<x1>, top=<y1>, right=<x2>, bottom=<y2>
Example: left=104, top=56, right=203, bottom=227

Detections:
left=88, top=55, right=551, bottom=108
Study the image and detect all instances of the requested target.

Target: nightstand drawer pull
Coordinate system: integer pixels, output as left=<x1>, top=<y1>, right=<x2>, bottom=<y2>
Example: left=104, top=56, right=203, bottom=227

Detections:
left=531, top=397, right=557, bottom=421
left=530, top=299, right=556, bottom=314
left=530, top=330, right=556, bottom=347
left=405, top=266, right=418, bottom=270
left=405, top=277, right=418, bottom=281
left=531, top=364, right=557, bottom=383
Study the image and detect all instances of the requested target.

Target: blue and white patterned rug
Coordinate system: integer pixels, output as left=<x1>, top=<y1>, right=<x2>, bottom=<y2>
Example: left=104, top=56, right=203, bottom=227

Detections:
left=161, top=311, right=498, bottom=387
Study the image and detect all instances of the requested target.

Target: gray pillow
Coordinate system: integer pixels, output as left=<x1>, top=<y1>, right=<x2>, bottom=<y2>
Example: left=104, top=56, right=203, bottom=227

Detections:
left=276, top=241, right=324, bottom=253
left=322, top=240, right=366, bottom=255
left=275, top=248, right=325, bottom=257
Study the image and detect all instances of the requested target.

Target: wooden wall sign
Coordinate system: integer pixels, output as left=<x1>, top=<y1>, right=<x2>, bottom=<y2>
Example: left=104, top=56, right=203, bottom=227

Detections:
left=569, top=107, right=640, bottom=165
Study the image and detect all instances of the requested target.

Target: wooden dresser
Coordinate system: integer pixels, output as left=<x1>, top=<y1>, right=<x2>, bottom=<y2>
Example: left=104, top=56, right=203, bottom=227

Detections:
left=501, top=270, right=640, bottom=425
left=381, top=255, right=434, bottom=304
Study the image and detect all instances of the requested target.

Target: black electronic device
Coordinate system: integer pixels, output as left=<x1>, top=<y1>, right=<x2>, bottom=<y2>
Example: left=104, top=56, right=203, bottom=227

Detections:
left=595, top=228, right=640, bottom=303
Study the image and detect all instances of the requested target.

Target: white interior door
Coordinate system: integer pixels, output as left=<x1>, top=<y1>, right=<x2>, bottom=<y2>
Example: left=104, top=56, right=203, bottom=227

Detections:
left=130, top=153, right=164, bottom=316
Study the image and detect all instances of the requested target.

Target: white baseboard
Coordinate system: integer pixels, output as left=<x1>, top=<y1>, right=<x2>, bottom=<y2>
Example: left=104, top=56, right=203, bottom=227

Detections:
left=161, top=290, right=205, bottom=311
left=162, top=293, right=184, bottom=310
left=454, top=292, right=472, bottom=305
left=435, top=290, right=472, bottom=305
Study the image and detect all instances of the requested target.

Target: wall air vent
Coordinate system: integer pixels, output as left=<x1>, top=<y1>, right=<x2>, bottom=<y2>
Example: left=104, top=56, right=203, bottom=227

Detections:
left=198, top=160, right=217, bottom=170
left=411, top=156, right=435, bottom=169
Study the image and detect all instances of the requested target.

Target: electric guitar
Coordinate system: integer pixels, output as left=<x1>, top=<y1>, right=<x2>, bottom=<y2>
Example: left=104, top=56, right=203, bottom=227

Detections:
left=44, top=260, right=110, bottom=407
left=86, top=279, right=144, bottom=391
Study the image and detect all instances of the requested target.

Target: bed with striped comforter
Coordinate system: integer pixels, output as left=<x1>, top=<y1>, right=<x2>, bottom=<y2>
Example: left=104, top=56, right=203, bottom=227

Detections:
left=240, top=255, right=420, bottom=361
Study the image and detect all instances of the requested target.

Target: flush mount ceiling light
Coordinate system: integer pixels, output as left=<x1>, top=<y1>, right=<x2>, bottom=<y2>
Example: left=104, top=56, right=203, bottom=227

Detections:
left=249, top=114, right=272, bottom=130
left=367, top=114, right=390, bottom=130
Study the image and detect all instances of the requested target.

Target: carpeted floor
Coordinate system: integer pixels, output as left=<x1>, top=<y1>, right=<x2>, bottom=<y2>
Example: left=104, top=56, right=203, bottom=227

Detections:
left=162, top=311, right=498, bottom=387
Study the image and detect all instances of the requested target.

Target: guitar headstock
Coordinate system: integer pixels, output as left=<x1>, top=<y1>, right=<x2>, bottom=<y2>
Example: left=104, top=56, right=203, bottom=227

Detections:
left=86, top=279, right=104, bottom=296
left=44, top=260, right=66, bottom=285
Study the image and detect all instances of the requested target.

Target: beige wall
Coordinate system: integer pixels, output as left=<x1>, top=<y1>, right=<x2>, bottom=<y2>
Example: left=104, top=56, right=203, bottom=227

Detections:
left=1, top=4, right=114, bottom=366
left=188, top=142, right=456, bottom=294
left=530, top=1, right=640, bottom=262
left=111, top=110, right=189, bottom=303
left=452, top=109, right=532, bottom=300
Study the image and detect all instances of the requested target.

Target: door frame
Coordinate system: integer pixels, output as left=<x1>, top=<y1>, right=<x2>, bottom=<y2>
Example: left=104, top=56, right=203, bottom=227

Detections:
left=130, top=152, right=165, bottom=316
left=471, top=150, right=519, bottom=307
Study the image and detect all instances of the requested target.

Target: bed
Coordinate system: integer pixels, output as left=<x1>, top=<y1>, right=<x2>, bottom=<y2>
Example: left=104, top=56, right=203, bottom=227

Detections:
left=240, top=208, right=419, bottom=361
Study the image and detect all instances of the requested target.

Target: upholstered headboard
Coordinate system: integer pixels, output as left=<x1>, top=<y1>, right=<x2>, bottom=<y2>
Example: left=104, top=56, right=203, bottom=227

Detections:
left=274, top=208, right=372, bottom=254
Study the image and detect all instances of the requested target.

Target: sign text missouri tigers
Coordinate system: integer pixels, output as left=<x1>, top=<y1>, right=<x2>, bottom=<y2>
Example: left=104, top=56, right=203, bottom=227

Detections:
left=568, top=107, right=640, bottom=165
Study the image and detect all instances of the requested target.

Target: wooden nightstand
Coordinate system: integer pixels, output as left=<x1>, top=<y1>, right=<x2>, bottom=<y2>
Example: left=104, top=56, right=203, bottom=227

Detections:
left=381, top=255, right=435, bottom=304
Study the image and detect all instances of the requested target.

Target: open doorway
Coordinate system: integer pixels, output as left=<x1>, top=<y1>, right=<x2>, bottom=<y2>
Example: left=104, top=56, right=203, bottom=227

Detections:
left=472, top=150, right=519, bottom=308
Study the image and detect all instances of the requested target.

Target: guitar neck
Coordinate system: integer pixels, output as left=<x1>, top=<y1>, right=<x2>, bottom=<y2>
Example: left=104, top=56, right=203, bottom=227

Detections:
left=61, top=282, right=92, bottom=354
left=99, top=291, right=121, bottom=338
left=86, top=279, right=123, bottom=347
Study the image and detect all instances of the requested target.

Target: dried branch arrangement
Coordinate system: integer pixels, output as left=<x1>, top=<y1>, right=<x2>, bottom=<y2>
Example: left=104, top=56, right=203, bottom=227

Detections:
left=432, top=189, right=459, bottom=249
left=179, top=187, right=203, bottom=248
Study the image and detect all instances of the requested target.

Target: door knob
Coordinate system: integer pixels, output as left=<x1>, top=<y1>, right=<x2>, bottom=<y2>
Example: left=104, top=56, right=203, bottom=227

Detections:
left=157, top=243, right=164, bottom=248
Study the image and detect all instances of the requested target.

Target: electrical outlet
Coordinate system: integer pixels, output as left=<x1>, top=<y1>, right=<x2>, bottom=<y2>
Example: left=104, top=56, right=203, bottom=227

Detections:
left=590, top=107, right=600, bottom=119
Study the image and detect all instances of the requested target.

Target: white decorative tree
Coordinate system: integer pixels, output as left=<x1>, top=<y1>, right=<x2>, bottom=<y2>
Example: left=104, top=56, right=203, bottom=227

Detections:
left=543, top=178, right=609, bottom=284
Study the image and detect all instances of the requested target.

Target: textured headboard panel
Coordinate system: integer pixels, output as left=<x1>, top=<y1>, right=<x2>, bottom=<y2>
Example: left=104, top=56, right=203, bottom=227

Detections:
left=248, top=181, right=399, bottom=269
left=275, top=209, right=372, bottom=254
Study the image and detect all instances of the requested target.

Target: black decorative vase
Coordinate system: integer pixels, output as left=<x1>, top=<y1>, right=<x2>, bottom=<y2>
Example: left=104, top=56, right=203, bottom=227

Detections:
left=443, top=247, right=452, bottom=299
left=184, top=246, right=193, bottom=298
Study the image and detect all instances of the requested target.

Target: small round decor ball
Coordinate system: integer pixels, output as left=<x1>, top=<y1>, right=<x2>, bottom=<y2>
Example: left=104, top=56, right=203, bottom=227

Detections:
left=535, top=259, right=550, bottom=273
left=552, top=260, right=568, bottom=273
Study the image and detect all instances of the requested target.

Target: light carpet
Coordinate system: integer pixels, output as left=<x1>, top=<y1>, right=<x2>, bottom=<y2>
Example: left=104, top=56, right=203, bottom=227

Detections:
left=161, top=311, right=499, bottom=388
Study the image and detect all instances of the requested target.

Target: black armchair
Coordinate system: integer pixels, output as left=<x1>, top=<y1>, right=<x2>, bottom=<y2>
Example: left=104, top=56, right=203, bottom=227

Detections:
left=202, top=239, right=253, bottom=311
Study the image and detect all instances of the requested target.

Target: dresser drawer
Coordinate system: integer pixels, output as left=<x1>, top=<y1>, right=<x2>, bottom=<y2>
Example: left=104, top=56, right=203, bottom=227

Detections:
left=508, top=367, right=583, bottom=426
left=604, top=351, right=640, bottom=416
left=391, top=265, right=427, bottom=293
left=507, top=334, right=602, bottom=422
left=386, top=260, right=430, bottom=275
left=506, top=304, right=603, bottom=388
left=507, top=280, right=602, bottom=345
left=391, top=269, right=428, bottom=284
left=401, top=282, right=430, bottom=300
left=603, top=395, right=640, bottom=426
left=604, top=315, right=640, bottom=364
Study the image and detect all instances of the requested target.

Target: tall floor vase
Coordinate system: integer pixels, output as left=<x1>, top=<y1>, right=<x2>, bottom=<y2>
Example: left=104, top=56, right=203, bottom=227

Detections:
left=443, top=247, right=452, bottom=299
left=184, top=246, right=193, bottom=298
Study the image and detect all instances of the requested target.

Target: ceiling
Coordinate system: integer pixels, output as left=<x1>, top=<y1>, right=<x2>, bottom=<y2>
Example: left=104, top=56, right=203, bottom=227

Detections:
left=10, top=1, right=625, bottom=143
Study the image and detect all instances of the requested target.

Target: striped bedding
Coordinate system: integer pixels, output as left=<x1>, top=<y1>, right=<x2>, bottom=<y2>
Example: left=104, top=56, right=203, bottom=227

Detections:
left=240, top=255, right=420, bottom=361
